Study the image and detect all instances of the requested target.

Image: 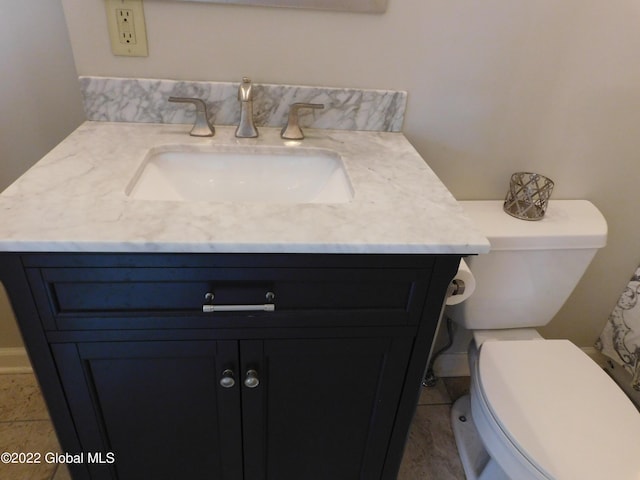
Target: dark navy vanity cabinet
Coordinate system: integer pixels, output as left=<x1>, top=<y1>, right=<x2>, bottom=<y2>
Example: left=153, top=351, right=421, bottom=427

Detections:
left=0, top=252, right=460, bottom=480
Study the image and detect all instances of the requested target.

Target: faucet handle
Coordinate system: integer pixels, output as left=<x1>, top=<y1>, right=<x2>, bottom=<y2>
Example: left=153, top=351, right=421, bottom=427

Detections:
left=168, top=97, right=215, bottom=137
left=281, top=103, right=325, bottom=140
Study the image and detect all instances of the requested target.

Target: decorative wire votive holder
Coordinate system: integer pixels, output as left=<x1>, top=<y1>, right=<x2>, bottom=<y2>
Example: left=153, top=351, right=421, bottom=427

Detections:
left=503, top=172, right=554, bottom=221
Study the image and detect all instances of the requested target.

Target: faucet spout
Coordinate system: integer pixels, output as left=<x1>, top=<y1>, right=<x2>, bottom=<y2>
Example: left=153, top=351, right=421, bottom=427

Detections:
left=238, top=76, right=253, bottom=102
left=235, top=77, right=259, bottom=138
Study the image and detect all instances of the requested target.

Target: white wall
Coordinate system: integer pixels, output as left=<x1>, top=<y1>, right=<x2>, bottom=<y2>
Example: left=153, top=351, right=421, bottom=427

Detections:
left=0, top=0, right=85, bottom=348
left=48, top=0, right=640, bottom=348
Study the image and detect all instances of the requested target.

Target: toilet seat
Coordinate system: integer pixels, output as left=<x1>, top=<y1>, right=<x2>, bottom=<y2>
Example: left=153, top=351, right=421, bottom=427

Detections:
left=475, top=339, right=640, bottom=480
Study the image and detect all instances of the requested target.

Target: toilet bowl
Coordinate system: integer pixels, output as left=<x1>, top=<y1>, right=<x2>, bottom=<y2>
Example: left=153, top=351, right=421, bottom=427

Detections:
left=453, top=334, right=640, bottom=480
left=447, top=200, right=640, bottom=480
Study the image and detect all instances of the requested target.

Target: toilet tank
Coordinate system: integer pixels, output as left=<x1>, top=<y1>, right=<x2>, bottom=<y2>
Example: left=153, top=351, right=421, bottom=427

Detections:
left=448, top=200, right=607, bottom=330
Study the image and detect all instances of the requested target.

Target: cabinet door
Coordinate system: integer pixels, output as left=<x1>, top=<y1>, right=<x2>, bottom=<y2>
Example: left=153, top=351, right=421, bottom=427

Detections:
left=240, top=337, right=413, bottom=480
left=51, top=341, right=243, bottom=480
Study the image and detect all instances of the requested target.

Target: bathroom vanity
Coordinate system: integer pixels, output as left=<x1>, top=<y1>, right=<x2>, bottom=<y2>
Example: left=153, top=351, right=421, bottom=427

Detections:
left=0, top=119, right=488, bottom=479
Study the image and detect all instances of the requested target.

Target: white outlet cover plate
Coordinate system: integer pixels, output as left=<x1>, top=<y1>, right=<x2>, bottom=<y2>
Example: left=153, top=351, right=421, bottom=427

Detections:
left=105, top=0, right=148, bottom=57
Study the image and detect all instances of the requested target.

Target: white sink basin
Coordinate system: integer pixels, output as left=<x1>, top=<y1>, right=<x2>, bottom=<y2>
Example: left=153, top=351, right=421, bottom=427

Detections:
left=125, top=145, right=354, bottom=203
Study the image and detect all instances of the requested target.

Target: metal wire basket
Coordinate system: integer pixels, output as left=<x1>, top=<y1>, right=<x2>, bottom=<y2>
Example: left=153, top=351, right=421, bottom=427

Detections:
left=503, top=172, right=554, bottom=221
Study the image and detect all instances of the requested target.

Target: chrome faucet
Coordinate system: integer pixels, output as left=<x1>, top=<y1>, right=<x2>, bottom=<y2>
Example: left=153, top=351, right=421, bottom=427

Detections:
left=235, top=77, right=258, bottom=138
left=281, top=103, right=324, bottom=140
left=168, top=97, right=215, bottom=137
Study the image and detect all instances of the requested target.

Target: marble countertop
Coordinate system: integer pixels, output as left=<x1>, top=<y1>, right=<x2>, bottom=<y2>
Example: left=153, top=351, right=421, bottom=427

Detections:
left=0, top=122, right=489, bottom=254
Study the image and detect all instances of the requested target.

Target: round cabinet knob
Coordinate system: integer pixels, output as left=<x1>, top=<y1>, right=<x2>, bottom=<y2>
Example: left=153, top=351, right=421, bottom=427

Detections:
left=220, top=369, right=236, bottom=388
left=244, top=369, right=260, bottom=388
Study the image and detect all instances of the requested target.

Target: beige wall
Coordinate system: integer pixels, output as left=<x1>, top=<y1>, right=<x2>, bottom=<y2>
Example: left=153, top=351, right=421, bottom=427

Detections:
left=0, top=1, right=85, bottom=348
left=18, top=0, right=640, bottom=349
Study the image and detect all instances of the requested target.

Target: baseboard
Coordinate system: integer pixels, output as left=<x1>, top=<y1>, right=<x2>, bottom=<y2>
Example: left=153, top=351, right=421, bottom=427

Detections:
left=434, top=346, right=608, bottom=378
left=0, top=347, right=33, bottom=374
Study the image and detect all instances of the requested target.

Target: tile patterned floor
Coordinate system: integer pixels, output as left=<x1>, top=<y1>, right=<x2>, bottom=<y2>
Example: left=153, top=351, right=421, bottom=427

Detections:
left=0, top=373, right=70, bottom=480
left=0, top=372, right=468, bottom=480
left=398, top=377, right=469, bottom=480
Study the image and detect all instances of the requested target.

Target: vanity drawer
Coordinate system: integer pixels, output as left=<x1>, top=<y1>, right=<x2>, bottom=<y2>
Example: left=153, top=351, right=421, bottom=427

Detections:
left=27, top=267, right=431, bottom=330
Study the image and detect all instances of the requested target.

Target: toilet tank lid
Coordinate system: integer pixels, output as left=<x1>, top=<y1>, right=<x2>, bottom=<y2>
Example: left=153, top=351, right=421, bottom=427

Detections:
left=458, top=200, right=607, bottom=250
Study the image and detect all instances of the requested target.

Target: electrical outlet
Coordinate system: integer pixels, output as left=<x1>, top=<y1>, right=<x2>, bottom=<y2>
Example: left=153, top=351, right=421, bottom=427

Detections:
left=105, top=0, right=148, bottom=57
left=116, top=9, right=136, bottom=46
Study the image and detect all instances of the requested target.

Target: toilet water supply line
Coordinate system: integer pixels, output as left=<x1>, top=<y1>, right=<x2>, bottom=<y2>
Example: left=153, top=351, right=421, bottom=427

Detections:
left=422, top=317, right=455, bottom=387
left=422, top=278, right=465, bottom=387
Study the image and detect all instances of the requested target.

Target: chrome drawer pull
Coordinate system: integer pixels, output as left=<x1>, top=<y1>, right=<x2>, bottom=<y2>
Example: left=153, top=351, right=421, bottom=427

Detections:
left=203, top=304, right=275, bottom=313
left=202, top=291, right=275, bottom=313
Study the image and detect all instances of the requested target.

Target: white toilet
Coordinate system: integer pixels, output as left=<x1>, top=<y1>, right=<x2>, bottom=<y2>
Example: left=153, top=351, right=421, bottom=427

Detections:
left=447, top=200, right=640, bottom=480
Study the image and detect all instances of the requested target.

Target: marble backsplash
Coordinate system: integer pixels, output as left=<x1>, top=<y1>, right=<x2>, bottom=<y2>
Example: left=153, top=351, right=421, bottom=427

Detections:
left=79, top=76, right=407, bottom=133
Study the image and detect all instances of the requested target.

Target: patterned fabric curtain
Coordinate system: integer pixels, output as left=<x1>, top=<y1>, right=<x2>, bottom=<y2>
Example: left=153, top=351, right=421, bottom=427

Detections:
left=596, top=266, right=640, bottom=391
